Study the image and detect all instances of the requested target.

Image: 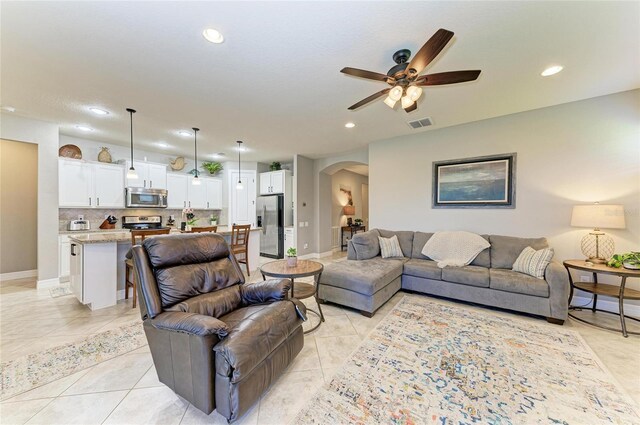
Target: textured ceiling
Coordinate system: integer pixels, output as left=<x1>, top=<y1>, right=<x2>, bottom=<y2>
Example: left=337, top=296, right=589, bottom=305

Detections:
left=1, top=1, right=639, bottom=162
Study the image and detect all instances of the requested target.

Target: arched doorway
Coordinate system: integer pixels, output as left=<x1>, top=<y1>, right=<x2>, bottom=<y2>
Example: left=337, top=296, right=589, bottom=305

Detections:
left=317, top=160, right=369, bottom=255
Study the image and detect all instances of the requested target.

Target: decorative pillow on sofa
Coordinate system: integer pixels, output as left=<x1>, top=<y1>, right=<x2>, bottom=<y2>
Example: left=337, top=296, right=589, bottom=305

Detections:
left=378, top=235, right=404, bottom=259
left=512, top=246, right=554, bottom=279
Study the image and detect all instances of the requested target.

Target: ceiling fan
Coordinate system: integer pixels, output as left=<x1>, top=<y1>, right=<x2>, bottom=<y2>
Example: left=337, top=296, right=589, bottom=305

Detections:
left=341, top=28, right=481, bottom=113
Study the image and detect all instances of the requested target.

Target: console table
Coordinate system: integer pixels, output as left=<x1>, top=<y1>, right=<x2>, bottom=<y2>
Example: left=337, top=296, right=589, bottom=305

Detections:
left=341, top=225, right=366, bottom=251
left=564, top=259, right=640, bottom=337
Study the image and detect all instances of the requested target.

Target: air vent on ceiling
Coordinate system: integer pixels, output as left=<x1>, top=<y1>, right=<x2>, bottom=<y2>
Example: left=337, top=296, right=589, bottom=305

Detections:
left=407, top=117, right=433, bottom=129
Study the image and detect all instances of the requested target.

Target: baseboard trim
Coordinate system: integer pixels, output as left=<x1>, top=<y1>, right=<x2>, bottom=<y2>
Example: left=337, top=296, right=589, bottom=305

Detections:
left=0, top=269, right=37, bottom=282
left=37, top=278, right=60, bottom=289
left=572, top=295, right=640, bottom=317
left=299, top=250, right=334, bottom=260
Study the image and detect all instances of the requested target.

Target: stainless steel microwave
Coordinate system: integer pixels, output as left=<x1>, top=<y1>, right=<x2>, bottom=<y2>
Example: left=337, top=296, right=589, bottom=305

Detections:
left=125, top=187, right=168, bottom=208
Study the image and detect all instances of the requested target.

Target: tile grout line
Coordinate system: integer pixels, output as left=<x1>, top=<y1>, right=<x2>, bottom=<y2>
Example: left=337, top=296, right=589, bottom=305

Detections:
left=100, top=364, right=154, bottom=424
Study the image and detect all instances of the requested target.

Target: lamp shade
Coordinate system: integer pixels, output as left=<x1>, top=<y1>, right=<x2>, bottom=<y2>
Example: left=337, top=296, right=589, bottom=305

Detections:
left=571, top=204, right=625, bottom=230
left=343, top=205, right=355, bottom=216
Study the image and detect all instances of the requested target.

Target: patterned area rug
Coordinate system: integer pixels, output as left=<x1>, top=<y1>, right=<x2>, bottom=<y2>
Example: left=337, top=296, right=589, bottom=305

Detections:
left=296, top=295, right=640, bottom=424
left=0, top=320, right=145, bottom=400
left=49, top=283, right=73, bottom=298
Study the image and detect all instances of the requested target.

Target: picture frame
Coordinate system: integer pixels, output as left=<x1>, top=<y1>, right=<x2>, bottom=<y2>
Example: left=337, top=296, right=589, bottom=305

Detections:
left=432, top=153, right=516, bottom=209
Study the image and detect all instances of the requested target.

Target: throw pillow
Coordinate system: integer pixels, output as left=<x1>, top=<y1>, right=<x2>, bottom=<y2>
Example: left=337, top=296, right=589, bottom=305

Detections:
left=378, top=235, right=404, bottom=259
left=512, top=246, right=554, bottom=279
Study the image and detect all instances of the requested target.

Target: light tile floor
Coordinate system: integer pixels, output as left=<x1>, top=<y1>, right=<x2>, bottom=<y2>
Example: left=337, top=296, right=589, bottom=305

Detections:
left=1, top=252, right=639, bottom=424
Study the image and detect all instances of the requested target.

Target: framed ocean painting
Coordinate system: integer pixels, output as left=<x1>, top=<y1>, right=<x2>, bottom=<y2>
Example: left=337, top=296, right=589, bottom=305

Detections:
left=432, top=153, right=516, bottom=208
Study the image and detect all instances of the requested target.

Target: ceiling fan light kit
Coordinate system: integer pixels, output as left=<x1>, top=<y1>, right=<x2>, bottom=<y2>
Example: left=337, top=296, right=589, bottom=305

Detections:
left=341, top=28, right=480, bottom=113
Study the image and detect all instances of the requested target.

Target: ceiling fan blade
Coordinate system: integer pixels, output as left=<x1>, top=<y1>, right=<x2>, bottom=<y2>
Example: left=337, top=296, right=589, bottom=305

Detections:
left=404, top=102, right=418, bottom=113
left=341, top=67, right=391, bottom=82
left=348, top=88, right=391, bottom=110
left=406, top=29, right=454, bottom=76
left=416, top=70, right=481, bottom=86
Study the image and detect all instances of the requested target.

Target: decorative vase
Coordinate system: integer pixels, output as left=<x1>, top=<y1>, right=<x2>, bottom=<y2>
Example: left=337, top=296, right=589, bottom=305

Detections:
left=98, top=147, right=112, bottom=163
left=287, top=256, right=297, bottom=267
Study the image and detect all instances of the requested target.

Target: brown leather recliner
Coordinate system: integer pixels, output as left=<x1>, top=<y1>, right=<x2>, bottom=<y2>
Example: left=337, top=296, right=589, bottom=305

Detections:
left=130, top=233, right=306, bottom=422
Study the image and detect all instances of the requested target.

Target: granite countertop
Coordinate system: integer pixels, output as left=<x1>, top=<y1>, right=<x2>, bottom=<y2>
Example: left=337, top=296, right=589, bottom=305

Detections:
left=67, top=226, right=262, bottom=244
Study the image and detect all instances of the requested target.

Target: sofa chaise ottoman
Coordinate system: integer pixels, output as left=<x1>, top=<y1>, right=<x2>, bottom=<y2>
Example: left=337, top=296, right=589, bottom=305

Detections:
left=317, top=229, right=570, bottom=324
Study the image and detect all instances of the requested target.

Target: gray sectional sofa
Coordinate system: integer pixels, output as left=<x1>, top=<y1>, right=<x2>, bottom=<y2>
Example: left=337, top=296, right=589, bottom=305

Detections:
left=318, top=229, right=570, bottom=324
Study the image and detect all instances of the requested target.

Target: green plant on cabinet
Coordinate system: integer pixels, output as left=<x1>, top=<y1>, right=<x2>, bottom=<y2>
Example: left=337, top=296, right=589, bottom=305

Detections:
left=286, top=247, right=297, bottom=257
left=201, top=161, right=224, bottom=175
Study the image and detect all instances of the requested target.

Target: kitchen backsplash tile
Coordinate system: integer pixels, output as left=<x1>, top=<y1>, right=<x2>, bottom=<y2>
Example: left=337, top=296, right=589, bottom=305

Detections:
left=59, top=208, right=223, bottom=231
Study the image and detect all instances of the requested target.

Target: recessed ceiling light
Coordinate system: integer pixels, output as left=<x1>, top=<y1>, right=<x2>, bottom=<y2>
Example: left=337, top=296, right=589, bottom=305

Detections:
left=345, top=122, right=356, bottom=128
left=1, top=106, right=16, bottom=112
left=156, top=142, right=170, bottom=148
left=88, top=107, right=109, bottom=115
left=75, top=125, right=93, bottom=132
left=210, top=152, right=226, bottom=159
left=177, top=130, right=192, bottom=137
left=202, top=28, right=224, bottom=44
left=541, top=65, right=563, bottom=77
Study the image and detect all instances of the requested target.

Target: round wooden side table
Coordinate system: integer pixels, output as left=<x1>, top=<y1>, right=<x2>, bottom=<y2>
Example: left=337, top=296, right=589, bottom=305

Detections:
left=564, top=259, right=640, bottom=337
left=259, top=259, right=325, bottom=333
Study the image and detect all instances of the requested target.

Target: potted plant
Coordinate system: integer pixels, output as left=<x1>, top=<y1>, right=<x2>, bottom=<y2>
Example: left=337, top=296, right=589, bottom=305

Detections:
left=286, top=247, right=297, bottom=267
left=354, top=218, right=363, bottom=227
left=607, top=252, right=640, bottom=270
left=210, top=214, right=218, bottom=226
left=270, top=161, right=281, bottom=171
left=201, top=161, right=224, bottom=176
left=182, top=207, right=197, bottom=231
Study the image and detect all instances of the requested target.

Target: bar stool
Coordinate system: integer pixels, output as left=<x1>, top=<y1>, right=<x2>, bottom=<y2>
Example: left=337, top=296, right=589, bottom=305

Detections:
left=231, top=224, right=251, bottom=276
left=124, top=228, right=170, bottom=307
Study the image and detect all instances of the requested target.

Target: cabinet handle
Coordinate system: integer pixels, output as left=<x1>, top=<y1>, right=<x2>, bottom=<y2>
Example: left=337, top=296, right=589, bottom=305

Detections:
left=150, top=180, right=153, bottom=188
left=189, top=201, right=191, bottom=207
left=184, top=201, right=186, bottom=207
left=144, top=179, right=147, bottom=188
left=97, top=197, right=100, bottom=206
left=207, top=202, right=209, bottom=208
left=71, top=243, right=76, bottom=256
left=89, top=197, right=91, bottom=206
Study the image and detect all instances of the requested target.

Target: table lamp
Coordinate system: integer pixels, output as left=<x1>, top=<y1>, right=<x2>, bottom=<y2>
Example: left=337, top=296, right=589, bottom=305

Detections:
left=343, top=204, right=355, bottom=226
left=571, top=203, right=625, bottom=263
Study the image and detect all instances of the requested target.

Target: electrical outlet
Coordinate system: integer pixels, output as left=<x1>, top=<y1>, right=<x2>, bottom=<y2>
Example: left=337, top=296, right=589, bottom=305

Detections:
left=579, top=275, right=592, bottom=282
left=304, top=222, right=309, bottom=227
left=78, top=214, right=84, bottom=220
left=304, top=243, right=308, bottom=249
left=299, top=222, right=304, bottom=228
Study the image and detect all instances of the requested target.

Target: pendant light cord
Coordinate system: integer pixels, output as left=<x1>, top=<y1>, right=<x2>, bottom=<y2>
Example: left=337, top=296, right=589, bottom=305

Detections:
left=237, top=141, right=242, bottom=182
left=193, top=128, right=199, bottom=178
left=126, top=108, right=136, bottom=166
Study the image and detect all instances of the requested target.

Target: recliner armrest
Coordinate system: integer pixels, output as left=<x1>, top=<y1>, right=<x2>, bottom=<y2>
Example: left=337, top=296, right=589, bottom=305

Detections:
left=544, top=260, right=570, bottom=319
left=150, top=311, right=230, bottom=337
left=240, top=279, right=292, bottom=305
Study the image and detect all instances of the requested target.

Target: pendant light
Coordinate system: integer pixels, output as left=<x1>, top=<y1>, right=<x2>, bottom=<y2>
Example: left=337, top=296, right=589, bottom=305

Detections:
left=192, top=127, right=201, bottom=185
left=126, top=108, right=138, bottom=179
left=236, top=141, right=244, bottom=190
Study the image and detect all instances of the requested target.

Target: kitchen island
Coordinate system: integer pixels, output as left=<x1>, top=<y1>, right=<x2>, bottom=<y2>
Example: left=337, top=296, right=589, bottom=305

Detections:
left=67, top=227, right=261, bottom=310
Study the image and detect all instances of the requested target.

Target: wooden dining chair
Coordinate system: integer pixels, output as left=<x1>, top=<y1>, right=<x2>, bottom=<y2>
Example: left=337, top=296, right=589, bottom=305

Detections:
left=125, top=228, right=171, bottom=308
left=230, top=224, right=251, bottom=276
left=188, top=226, right=218, bottom=233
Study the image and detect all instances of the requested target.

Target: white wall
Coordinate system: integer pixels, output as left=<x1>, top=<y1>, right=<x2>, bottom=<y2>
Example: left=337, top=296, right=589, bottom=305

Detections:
left=370, top=89, right=640, bottom=296
left=1, top=114, right=60, bottom=284
left=294, top=155, right=315, bottom=257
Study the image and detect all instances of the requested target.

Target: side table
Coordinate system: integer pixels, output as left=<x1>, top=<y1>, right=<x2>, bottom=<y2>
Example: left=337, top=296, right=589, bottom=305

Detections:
left=259, top=259, right=325, bottom=333
left=341, top=225, right=366, bottom=251
left=564, top=259, right=640, bottom=337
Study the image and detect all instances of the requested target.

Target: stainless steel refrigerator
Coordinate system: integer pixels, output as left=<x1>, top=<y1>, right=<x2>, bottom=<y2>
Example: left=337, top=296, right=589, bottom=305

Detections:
left=257, top=194, right=284, bottom=258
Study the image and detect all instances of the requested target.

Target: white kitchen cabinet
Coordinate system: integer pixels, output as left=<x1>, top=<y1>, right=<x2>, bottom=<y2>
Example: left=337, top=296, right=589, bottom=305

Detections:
left=205, top=178, right=222, bottom=209
left=59, top=159, right=125, bottom=208
left=284, top=227, right=295, bottom=253
left=94, top=163, right=125, bottom=207
left=259, top=170, right=290, bottom=195
left=59, top=236, right=71, bottom=282
left=125, top=161, right=167, bottom=189
left=167, top=173, right=222, bottom=210
left=187, top=180, right=207, bottom=209
left=70, top=241, right=117, bottom=310
left=167, top=173, right=189, bottom=209
left=59, top=159, right=93, bottom=207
